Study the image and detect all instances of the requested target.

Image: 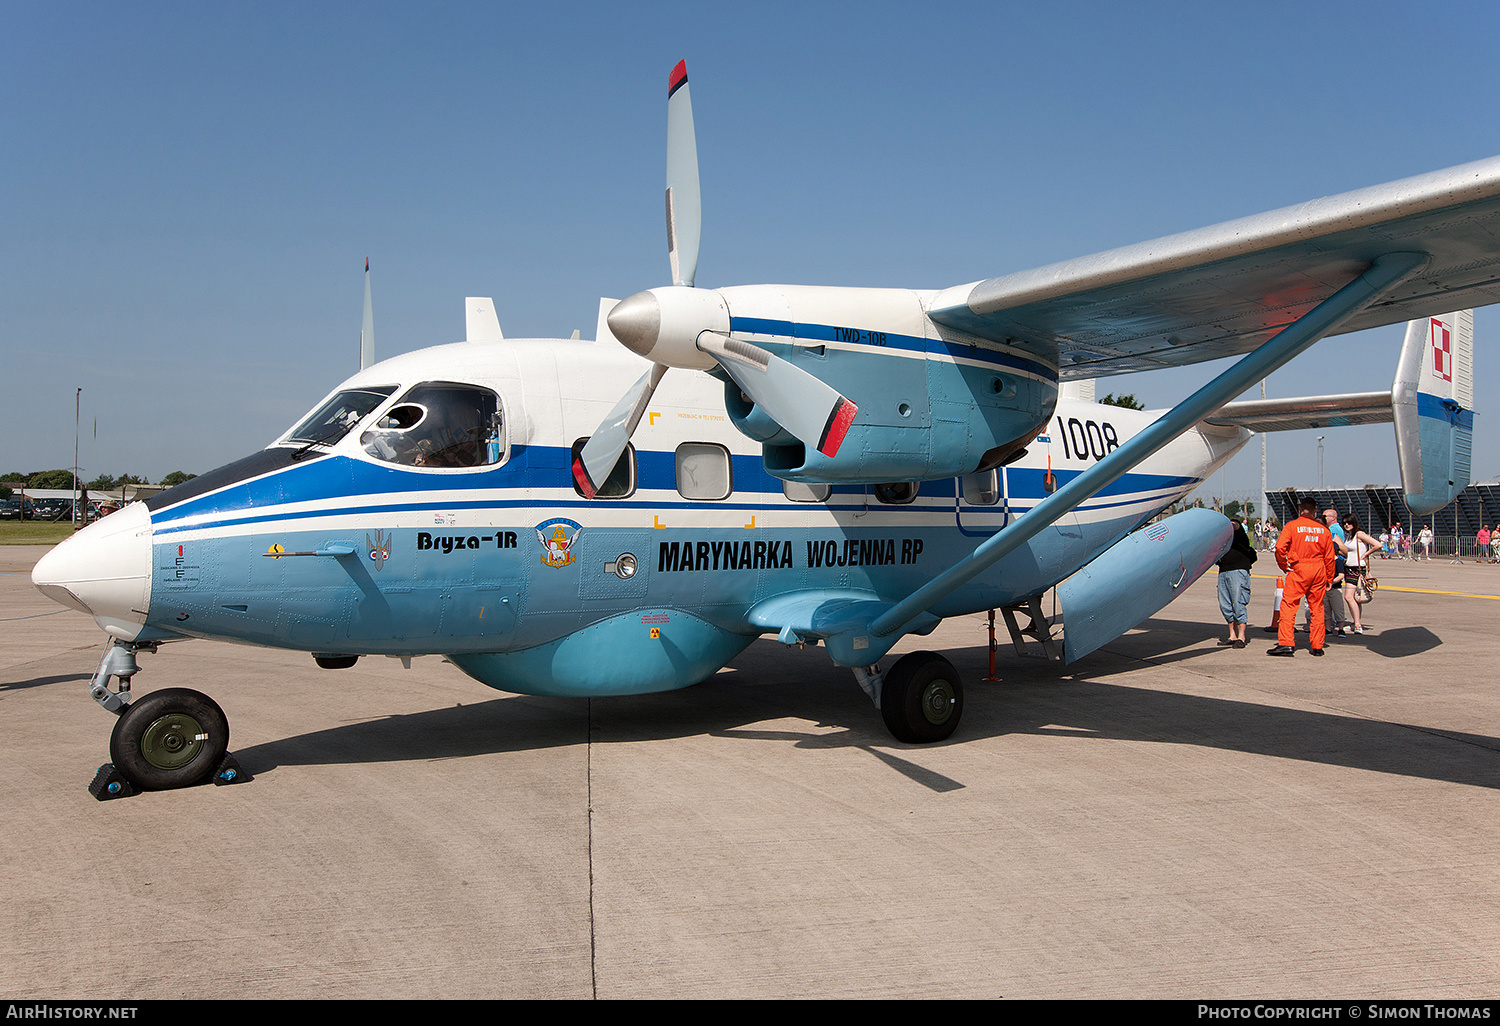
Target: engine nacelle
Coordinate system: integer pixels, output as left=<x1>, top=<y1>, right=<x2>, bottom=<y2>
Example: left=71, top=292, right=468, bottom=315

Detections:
left=717, top=284, right=1060, bottom=483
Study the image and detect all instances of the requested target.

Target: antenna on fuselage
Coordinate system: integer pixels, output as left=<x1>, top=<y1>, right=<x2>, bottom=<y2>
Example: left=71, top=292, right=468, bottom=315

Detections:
left=360, top=258, right=375, bottom=370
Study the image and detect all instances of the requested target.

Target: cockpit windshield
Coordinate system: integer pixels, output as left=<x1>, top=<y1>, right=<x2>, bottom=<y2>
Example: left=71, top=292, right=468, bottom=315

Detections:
left=284, top=386, right=399, bottom=447
left=360, top=382, right=503, bottom=468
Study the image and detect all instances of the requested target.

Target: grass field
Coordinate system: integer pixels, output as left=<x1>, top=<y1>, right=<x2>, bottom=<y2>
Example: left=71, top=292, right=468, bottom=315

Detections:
left=0, top=521, right=77, bottom=545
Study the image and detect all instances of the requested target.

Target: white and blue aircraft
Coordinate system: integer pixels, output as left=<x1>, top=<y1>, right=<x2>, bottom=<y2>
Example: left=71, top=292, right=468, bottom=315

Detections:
left=34, top=62, right=1494, bottom=792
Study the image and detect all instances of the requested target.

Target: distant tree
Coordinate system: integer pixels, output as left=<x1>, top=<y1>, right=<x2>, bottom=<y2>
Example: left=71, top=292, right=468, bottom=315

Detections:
left=1224, top=499, right=1243, bottom=520
left=28, top=469, right=75, bottom=489
left=86, top=474, right=116, bottom=491
left=115, top=474, right=145, bottom=487
left=158, top=471, right=197, bottom=488
left=0, top=485, right=10, bottom=500
left=1099, top=393, right=1145, bottom=410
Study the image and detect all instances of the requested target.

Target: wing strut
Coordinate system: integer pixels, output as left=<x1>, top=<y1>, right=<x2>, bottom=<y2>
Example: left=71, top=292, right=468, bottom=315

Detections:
left=842, top=251, right=1428, bottom=657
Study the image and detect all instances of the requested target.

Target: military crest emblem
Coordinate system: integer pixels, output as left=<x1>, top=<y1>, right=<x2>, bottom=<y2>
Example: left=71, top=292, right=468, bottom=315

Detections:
left=535, top=518, right=582, bottom=568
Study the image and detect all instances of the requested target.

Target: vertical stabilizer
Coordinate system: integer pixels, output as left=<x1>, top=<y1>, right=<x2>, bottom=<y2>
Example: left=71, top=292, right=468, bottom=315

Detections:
left=1393, top=310, right=1474, bottom=515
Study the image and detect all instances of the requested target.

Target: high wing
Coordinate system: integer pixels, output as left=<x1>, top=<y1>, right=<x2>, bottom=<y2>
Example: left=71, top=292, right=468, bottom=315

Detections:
left=927, top=156, right=1500, bottom=379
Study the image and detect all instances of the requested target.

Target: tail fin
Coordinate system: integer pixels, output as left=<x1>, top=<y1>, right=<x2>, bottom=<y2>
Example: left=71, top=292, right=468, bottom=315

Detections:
left=1393, top=310, right=1474, bottom=515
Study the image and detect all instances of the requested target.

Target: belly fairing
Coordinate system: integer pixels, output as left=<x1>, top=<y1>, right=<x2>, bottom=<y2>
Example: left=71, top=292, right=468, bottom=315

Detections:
left=448, top=607, right=756, bottom=697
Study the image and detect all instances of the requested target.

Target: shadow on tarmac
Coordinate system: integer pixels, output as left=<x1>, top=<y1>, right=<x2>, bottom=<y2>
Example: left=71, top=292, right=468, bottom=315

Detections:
left=227, top=630, right=1499, bottom=794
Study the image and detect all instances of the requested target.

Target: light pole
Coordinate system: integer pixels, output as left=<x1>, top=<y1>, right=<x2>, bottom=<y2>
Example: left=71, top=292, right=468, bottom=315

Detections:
left=1317, top=435, right=1325, bottom=490
left=73, top=388, right=81, bottom=530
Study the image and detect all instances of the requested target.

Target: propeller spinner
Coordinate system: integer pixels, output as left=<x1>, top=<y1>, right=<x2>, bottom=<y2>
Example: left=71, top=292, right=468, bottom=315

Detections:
left=573, top=61, right=858, bottom=498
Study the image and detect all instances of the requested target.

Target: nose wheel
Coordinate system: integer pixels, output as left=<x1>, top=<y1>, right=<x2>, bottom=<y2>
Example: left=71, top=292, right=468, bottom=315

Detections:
left=108, top=688, right=231, bottom=790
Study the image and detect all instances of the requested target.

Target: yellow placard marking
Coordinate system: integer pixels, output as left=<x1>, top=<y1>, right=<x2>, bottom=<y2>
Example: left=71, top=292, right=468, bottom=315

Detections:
left=744, top=516, right=755, bottom=529
left=654, top=516, right=666, bottom=529
left=267, top=544, right=284, bottom=558
left=650, top=627, right=660, bottom=639
left=649, top=412, right=660, bottom=425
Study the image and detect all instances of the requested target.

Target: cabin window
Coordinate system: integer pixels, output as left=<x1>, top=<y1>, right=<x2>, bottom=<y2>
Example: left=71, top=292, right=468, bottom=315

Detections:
left=783, top=480, right=831, bottom=503
left=360, top=382, right=503, bottom=468
left=675, top=443, right=732, bottom=501
left=873, top=482, right=918, bottom=505
left=960, top=469, right=1000, bottom=506
left=570, top=439, right=636, bottom=498
left=286, top=386, right=398, bottom=448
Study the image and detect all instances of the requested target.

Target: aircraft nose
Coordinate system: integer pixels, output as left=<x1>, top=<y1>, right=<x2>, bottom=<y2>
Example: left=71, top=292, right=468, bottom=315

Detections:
left=32, top=502, right=154, bottom=640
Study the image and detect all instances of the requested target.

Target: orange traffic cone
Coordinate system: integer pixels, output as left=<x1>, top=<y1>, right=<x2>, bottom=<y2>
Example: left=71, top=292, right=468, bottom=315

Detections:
left=1268, top=576, right=1284, bottom=632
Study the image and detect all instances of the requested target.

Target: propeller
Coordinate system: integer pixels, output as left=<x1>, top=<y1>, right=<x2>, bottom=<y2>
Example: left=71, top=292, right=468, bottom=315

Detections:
left=360, top=258, right=374, bottom=370
left=572, top=61, right=857, bottom=498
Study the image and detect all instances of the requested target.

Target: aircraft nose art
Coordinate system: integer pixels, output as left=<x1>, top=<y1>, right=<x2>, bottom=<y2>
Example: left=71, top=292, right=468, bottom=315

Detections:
left=31, top=502, right=153, bottom=641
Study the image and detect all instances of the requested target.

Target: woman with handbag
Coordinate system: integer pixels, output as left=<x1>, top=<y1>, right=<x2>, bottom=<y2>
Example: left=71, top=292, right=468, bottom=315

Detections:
left=1341, top=515, right=1381, bottom=635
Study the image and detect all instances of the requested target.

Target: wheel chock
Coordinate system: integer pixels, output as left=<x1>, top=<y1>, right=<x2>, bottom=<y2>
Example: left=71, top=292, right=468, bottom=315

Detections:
left=212, top=753, right=251, bottom=786
left=88, top=763, right=137, bottom=801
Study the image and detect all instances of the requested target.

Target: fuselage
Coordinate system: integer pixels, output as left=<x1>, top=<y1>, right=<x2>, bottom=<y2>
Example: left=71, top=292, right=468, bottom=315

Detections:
left=33, top=336, right=1248, bottom=697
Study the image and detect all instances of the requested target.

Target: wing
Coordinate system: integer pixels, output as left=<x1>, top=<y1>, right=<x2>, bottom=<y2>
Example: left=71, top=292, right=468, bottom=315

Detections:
left=927, top=155, right=1500, bottom=379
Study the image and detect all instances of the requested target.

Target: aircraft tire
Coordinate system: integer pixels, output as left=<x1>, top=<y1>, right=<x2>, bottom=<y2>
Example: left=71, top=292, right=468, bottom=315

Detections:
left=880, top=651, right=963, bottom=743
left=109, top=688, right=230, bottom=791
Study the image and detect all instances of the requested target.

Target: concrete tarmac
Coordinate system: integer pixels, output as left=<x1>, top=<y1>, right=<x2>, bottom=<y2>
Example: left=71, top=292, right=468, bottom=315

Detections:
left=3, top=544, right=1498, bottom=999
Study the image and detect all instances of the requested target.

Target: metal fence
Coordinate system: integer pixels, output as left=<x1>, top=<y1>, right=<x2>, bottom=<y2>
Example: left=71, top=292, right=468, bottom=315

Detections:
left=1262, top=483, right=1500, bottom=551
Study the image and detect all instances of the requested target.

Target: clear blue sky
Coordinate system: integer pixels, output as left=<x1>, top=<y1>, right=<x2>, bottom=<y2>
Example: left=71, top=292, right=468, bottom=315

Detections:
left=5, top=0, right=1499, bottom=506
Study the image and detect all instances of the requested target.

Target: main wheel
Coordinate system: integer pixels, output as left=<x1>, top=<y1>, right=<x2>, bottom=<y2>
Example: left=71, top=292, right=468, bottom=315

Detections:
left=880, top=652, right=963, bottom=743
left=109, top=688, right=229, bottom=790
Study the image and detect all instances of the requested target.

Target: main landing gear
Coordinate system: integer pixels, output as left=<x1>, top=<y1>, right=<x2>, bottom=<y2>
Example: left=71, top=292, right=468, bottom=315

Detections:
left=85, top=639, right=249, bottom=799
left=855, top=651, right=964, bottom=743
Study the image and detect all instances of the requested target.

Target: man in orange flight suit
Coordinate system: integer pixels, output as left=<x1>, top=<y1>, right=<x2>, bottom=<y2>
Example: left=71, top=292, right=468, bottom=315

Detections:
left=1270, top=496, right=1336, bottom=657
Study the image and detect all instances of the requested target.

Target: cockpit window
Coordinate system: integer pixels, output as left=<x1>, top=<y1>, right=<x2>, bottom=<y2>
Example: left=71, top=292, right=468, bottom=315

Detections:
left=285, top=386, right=398, bottom=447
left=361, top=382, right=503, bottom=469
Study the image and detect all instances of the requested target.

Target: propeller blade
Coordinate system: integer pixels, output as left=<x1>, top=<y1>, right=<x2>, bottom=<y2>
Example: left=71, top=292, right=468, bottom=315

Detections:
left=360, top=258, right=374, bottom=370
left=697, top=333, right=858, bottom=458
left=572, top=363, right=668, bottom=498
left=665, top=60, right=701, bottom=288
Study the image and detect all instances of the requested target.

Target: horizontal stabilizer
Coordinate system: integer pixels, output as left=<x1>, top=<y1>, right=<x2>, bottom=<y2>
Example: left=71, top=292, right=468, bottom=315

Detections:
left=1205, top=391, right=1393, bottom=432
left=1057, top=508, right=1231, bottom=664
left=465, top=297, right=504, bottom=343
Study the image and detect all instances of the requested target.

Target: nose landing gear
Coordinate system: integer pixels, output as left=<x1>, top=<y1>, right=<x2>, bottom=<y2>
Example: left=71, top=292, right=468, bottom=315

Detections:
left=109, top=688, right=230, bottom=791
left=86, top=639, right=249, bottom=797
